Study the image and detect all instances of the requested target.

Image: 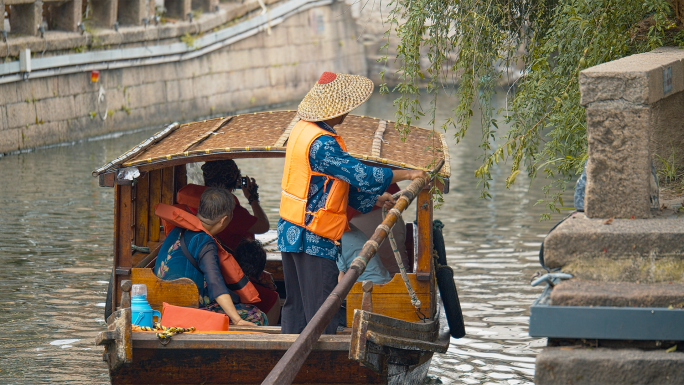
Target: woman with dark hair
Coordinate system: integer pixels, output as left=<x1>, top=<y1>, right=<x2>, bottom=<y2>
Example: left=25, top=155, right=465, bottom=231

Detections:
left=234, top=239, right=282, bottom=325
left=176, top=159, right=270, bottom=251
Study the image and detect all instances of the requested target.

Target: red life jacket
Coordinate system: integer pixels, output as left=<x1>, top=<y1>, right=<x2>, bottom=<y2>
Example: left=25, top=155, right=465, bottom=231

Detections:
left=155, top=203, right=260, bottom=304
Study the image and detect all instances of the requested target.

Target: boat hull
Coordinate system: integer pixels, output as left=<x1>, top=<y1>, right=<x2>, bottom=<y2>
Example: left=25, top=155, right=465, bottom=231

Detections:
left=108, top=333, right=434, bottom=385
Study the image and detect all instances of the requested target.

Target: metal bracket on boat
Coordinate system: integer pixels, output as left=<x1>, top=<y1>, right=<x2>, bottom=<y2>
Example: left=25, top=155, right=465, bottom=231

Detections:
left=96, top=281, right=132, bottom=371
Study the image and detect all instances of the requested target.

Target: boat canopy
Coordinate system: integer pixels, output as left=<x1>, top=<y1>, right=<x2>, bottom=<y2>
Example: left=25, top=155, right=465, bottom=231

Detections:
left=93, top=111, right=450, bottom=181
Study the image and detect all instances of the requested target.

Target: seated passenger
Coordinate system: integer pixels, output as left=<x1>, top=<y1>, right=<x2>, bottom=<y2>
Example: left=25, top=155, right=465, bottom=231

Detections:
left=177, top=159, right=270, bottom=251
left=233, top=239, right=282, bottom=325
left=154, top=187, right=267, bottom=326
left=337, top=223, right=392, bottom=285
left=346, top=183, right=409, bottom=275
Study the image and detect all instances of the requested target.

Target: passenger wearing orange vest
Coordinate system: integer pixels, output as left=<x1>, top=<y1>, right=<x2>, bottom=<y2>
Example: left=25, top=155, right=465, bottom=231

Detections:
left=278, top=73, right=427, bottom=334
left=154, top=187, right=266, bottom=326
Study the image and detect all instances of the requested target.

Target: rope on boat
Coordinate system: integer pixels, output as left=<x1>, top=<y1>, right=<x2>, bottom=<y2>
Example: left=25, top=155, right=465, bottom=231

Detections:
left=382, top=191, right=422, bottom=312
left=132, top=322, right=196, bottom=345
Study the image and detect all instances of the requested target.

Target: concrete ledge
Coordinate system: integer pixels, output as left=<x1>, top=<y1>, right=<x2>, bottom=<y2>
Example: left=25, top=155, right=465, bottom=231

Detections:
left=550, top=279, right=684, bottom=307
left=0, top=0, right=280, bottom=57
left=544, top=212, right=684, bottom=270
left=580, top=47, right=684, bottom=106
left=536, top=347, right=684, bottom=385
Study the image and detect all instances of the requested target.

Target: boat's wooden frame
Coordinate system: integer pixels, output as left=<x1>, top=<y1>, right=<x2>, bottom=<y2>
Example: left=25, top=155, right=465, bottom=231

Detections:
left=94, top=112, right=450, bottom=384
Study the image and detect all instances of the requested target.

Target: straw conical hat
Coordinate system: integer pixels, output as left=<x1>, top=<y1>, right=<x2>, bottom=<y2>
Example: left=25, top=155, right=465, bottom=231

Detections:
left=297, top=72, right=374, bottom=122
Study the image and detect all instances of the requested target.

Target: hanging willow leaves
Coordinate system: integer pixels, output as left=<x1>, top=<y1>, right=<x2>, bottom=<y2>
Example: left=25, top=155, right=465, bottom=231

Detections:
left=379, top=0, right=684, bottom=219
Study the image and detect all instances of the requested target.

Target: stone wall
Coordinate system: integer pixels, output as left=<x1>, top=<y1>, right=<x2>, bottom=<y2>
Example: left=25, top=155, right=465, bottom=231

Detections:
left=0, top=1, right=367, bottom=153
left=579, top=47, right=684, bottom=219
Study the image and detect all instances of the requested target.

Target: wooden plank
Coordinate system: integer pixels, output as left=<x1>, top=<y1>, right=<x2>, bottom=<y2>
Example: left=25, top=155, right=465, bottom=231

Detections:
left=148, top=169, right=162, bottom=242
left=111, top=347, right=385, bottom=384
left=174, top=164, right=187, bottom=197
left=416, top=189, right=437, bottom=318
left=130, top=268, right=198, bottom=312
left=134, top=173, right=150, bottom=248
left=99, top=172, right=115, bottom=187
left=132, top=333, right=351, bottom=351
left=416, top=189, right=432, bottom=279
left=160, top=166, right=174, bottom=205
left=115, top=184, right=133, bottom=309
left=346, top=274, right=431, bottom=325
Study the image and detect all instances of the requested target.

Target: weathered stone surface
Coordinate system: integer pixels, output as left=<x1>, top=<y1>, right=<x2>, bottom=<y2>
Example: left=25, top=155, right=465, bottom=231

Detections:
left=6, top=102, right=36, bottom=129
left=125, top=82, right=166, bottom=108
left=9, top=1, right=42, bottom=36
left=165, top=0, right=192, bottom=20
left=0, top=83, right=19, bottom=106
left=35, top=96, right=76, bottom=123
left=0, top=128, right=20, bottom=151
left=192, top=0, right=218, bottom=12
left=118, top=0, right=150, bottom=26
left=0, top=106, right=8, bottom=131
left=536, top=347, right=684, bottom=385
left=57, top=73, right=96, bottom=97
left=90, top=0, right=119, bottom=28
left=649, top=91, right=684, bottom=179
left=15, top=78, right=60, bottom=101
left=580, top=47, right=684, bottom=106
left=550, top=279, right=684, bottom=307
left=543, top=212, right=684, bottom=270
left=584, top=100, right=652, bottom=219
left=20, top=122, right=66, bottom=148
left=50, top=0, right=82, bottom=32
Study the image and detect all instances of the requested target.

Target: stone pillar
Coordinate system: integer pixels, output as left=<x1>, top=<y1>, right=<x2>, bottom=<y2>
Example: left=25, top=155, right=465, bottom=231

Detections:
left=164, top=0, right=191, bottom=20
left=46, top=0, right=82, bottom=32
left=191, top=0, right=218, bottom=13
left=579, top=47, right=684, bottom=219
left=90, top=0, right=118, bottom=28
left=8, top=1, right=43, bottom=36
left=118, top=0, right=151, bottom=25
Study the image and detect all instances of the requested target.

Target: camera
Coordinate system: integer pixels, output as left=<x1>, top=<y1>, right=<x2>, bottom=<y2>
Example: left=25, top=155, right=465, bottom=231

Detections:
left=241, top=177, right=248, bottom=186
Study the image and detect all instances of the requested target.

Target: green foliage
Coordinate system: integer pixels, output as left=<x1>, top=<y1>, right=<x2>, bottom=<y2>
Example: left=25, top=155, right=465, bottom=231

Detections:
left=655, top=143, right=682, bottom=183
left=381, top=0, right=684, bottom=219
left=180, top=33, right=200, bottom=49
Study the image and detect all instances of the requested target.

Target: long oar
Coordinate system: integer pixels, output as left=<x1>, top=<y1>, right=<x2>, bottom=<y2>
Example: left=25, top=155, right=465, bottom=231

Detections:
left=262, top=159, right=445, bottom=385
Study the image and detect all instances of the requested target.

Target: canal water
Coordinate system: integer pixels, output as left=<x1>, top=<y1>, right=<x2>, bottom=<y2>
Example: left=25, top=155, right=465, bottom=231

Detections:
left=0, top=91, right=565, bottom=384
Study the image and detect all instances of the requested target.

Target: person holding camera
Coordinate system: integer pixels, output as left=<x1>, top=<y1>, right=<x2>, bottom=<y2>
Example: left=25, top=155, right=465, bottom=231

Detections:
left=176, top=159, right=270, bottom=252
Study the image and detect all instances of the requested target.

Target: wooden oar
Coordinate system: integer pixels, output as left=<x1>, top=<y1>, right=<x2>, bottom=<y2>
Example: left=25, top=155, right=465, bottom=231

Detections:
left=261, top=159, right=445, bottom=385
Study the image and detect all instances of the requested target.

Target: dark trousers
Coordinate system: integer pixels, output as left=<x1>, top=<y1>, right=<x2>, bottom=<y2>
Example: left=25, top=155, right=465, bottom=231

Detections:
left=280, top=251, right=340, bottom=335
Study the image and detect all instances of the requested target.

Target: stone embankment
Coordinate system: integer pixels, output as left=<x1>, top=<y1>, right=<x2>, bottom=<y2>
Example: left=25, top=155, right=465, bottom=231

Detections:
left=0, top=0, right=367, bottom=153
left=535, top=47, right=684, bottom=385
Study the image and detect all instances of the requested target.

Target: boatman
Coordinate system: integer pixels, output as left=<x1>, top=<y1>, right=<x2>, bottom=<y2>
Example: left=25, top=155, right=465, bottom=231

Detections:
left=278, top=72, right=427, bottom=334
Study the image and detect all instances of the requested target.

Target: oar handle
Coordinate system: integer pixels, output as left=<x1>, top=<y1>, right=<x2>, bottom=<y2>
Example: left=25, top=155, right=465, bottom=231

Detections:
left=261, top=158, right=445, bottom=385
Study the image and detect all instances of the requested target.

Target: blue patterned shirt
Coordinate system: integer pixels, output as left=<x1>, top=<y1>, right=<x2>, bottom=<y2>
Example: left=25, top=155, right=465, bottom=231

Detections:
left=277, top=121, right=393, bottom=260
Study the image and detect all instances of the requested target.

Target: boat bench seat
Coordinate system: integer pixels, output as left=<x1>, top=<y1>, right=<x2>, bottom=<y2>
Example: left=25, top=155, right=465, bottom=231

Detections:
left=130, top=268, right=199, bottom=312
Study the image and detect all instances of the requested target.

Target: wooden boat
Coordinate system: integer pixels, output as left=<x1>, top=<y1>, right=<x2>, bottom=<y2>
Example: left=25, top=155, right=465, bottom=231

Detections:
left=92, top=111, right=455, bottom=384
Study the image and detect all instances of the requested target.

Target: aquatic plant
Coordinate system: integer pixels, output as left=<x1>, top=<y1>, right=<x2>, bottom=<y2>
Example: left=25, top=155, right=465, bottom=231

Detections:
left=380, top=0, right=684, bottom=219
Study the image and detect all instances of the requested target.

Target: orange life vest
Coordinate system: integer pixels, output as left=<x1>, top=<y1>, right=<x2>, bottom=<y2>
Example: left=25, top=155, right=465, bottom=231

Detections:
left=280, top=120, right=350, bottom=241
left=154, top=203, right=260, bottom=304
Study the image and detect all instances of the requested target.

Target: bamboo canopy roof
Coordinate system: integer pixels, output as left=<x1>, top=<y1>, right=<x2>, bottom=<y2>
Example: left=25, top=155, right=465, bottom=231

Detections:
left=93, top=111, right=450, bottom=179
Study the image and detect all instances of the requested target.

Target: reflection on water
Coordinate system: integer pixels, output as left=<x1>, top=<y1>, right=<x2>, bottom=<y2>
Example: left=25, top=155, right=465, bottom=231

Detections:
left=0, top=92, right=563, bottom=384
